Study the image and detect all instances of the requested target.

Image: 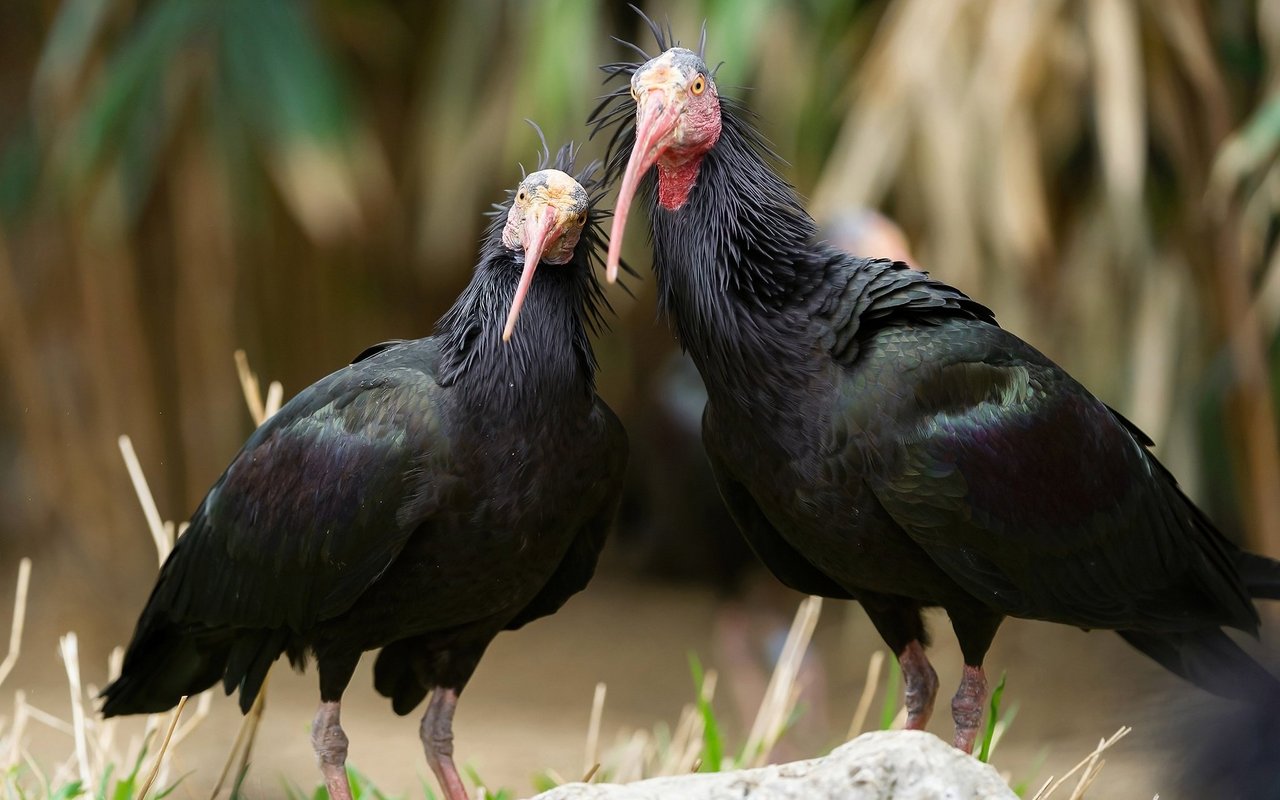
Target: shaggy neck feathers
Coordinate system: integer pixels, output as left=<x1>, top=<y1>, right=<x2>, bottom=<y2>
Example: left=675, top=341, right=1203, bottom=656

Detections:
left=646, top=110, right=829, bottom=412
left=433, top=226, right=606, bottom=419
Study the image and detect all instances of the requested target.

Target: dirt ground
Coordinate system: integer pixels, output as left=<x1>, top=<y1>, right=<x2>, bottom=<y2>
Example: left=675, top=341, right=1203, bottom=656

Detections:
left=9, top=569, right=1270, bottom=799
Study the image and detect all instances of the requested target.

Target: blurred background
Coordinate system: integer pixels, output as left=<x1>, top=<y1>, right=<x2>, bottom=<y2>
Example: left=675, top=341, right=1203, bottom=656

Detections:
left=2, top=0, right=1279, bottom=797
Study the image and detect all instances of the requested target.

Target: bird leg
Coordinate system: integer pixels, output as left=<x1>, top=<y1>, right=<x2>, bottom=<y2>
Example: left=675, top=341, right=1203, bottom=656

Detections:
left=951, top=665, right=987, bottom=753
left=311, top=700, right=353, bottom=800
left=897, top=640, right=940, bottom=729
left=421, top=687, right=469, bottom=800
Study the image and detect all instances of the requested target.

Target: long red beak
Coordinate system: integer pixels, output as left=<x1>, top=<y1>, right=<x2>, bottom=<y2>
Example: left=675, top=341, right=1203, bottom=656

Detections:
left=605, top=93, right=680, bottom=283
left=503, top=205, right=559, bottom=342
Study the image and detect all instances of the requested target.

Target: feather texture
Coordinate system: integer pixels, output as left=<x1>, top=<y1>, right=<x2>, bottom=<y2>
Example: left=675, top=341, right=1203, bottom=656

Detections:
left=102, top=145, right=628, bottom=718
left=591, top=21, right=1278, bottom=703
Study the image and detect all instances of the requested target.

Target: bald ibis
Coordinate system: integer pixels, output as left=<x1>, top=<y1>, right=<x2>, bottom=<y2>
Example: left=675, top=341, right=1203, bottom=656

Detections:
left=101, top=145, right=628, bottom=800
left=592, top=21, right=1280, bottom=751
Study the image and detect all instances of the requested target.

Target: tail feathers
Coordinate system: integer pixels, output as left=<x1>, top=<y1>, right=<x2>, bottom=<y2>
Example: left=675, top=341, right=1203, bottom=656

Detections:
left=373, top=639, right=429, bottom=716
left=100, top=626, right=229, bottom=717
left=1237, top=551, right=1280, bottom=601
left=1118, top=628, right=1280, bottom=702
left=222, top=629, right=289, bottom=713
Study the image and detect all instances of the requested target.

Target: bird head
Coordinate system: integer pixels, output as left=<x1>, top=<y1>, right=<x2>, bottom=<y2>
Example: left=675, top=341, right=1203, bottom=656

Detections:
left=606, top=46, right=721, bottom=283
left=500, top=168, right=590, bottom=342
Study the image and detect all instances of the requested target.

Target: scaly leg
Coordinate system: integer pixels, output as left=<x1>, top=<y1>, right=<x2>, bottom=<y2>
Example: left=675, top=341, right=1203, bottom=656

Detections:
left=861, top=597, right=936, bottom=730
left=898, top=640, right=940, bottom=730
left=951, top=664, right=988, bottom=753
left=421, top=687, right=469, bottom=800
left=311, top=700, right=353, bottom=800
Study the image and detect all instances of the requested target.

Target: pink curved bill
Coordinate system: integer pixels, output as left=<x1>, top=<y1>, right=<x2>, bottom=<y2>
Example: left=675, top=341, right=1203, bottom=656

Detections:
left=605, top=94, right=680, bottom=284
left=503, top=205, right=558, bottom=342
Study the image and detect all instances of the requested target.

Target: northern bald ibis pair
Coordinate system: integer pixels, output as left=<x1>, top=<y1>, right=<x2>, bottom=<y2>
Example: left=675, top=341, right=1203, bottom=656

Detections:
left=103, top=14, right=1280, bottom=800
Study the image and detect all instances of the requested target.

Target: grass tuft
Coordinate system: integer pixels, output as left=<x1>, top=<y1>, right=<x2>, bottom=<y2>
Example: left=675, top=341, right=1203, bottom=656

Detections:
left=687, top=653, right=723, bottom=772
left=977, top=671, right=1008, bottom=763
left=878, top=656, right=901, bottom=731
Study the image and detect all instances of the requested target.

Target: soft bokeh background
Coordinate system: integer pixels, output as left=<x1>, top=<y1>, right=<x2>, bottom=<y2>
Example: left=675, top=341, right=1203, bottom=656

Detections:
left=2, top=0, right=1279, bottom=797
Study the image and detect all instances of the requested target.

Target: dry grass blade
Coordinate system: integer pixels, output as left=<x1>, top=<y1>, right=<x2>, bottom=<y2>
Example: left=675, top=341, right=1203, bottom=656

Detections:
left=207, top=350, right=286, bottom=799
left=264, top=380, right=284, bottom=419
left=118, top=435, right=170, bottom=565
left=740, top=595, right=822, bottom=767
left=234, top=677, right=269, bottom=784
left=1031, top=726, right=1132, bottom=799
left=584, top=681, right=606, bottom=777
left=657, top=702, right=700, bottom=775
left=19, top=701, right=74, bottom=735
left=6, top=691, right=29, bottom=768
left=20, top=745, right=48, bottom=798
left=171, top=690, right=212, bottom=748
left=234, top=349, right=267, bottom=426
left=138, top=695, right=187, bottom=800
left=236, top=349, right=285, bottom=427
left=846, top=649, right=885, bottom=740
left=209, top=671, right=270, bottom=800
left=0, top=558, right=31, bottom=692
left=58, top=633, right=91, bottom=788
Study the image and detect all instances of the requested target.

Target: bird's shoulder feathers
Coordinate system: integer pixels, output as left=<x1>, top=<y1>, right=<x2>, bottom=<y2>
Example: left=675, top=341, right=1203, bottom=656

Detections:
left=142, top=338, right=455, bottom=636
left=837, top=323, right=1255, bottom=633
left=818, top=256, right=996, bottom=366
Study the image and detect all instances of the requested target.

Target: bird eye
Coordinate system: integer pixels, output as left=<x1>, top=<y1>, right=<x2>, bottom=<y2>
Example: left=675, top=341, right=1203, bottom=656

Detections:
left=690, top=74, right=706, bottom=96
left=517, top=190, right=527, bottom=202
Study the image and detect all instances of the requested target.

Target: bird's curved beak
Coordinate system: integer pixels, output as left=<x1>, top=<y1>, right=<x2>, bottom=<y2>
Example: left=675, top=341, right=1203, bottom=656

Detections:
left=503, top=204, right=560, bottom=342
left=605, top=90, right=681, bottom=283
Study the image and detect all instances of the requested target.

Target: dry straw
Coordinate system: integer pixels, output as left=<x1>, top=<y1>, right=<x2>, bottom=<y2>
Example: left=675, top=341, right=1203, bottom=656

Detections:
left=1, top=350, right=282, bottom=799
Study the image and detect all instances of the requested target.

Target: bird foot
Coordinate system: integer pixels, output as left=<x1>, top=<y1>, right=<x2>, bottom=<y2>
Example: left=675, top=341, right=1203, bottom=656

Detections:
left=951, top=665, right=987, bottom=754
left=421, top=688, right=470, bottom=800
left=311, top=700, right=354, bottom=800
left=898, top=640, right=940, bottom=729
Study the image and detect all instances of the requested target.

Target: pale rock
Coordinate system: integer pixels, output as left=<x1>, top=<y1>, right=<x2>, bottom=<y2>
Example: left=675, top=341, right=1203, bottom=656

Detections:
left=528, top=730, right=1016, bottom=800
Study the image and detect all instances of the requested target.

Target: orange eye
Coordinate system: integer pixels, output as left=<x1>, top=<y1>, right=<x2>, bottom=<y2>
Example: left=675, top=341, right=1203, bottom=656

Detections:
left=690, top=74, right=706, bottom=96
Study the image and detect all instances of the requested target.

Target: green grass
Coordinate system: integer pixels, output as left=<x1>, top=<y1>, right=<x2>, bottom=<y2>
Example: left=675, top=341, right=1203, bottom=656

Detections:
left=1, top=732, right=185, bottom=800
left=687, top=653, right=725, bottom=772
left=977, top=671, right=1013, bottom=763
left=878, top=656, right=901, bottom=731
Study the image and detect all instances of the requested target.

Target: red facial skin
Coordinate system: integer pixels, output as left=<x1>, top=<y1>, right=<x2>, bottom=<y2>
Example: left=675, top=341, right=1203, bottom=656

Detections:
left=605, top=67, right=723, bottom=283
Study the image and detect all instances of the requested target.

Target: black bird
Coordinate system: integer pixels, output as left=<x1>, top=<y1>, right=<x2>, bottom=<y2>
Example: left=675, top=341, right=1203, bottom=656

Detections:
left=101, top=145, right=628, bottom=800
left=592, top=19, right=1280, bottom=752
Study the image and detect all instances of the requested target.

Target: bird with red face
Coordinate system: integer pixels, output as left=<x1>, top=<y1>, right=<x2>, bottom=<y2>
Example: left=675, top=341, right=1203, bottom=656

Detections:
left=592, top=18, right=1280, bottom=752
left=100, top=144, right=627, bottom=800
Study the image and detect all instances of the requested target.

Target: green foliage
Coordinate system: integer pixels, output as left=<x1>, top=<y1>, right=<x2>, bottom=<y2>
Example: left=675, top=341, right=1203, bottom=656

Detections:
left=530, top=770, right=560, bottom=793
left=0, top=118, right=40, bottom=229
left=878, top=656, right=900, bottom=730
left=47, top=783, right=85, bottom=800
left=10, top=0, right=362, bottom=229
left=1009, top=748, right=1049, bottom=798
left=0, top=745, right=184, bottom=800
left=0, top=728, right=184, bottom=800
left=977, top=671, right=1007, bottom=763
left=282, top=765, right=410, bottom=800
left=462, top=764, right=511, bottom=800
left=687, top=652, right=725, bottom=772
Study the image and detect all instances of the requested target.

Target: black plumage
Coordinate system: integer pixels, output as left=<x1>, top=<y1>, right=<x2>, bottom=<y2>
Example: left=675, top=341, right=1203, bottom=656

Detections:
left=101, top=144, right=627, bottom=800
left=593, top=16, right=1280, bottom=751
